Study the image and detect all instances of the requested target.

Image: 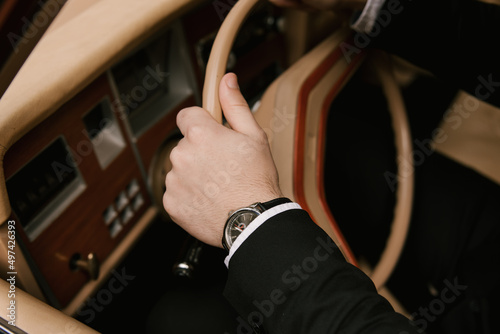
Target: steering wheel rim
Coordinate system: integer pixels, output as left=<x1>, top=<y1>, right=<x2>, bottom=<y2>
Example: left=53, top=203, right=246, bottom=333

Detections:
left=202, top=0, right=262, bottom=122
left=203, top=0, right=413, bottom=289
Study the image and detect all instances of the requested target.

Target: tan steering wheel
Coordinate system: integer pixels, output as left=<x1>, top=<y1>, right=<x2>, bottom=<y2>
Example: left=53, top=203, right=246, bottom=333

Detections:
left=202, top=0, right=414, bottom=289
left=202, top=0, right=262, bottom=121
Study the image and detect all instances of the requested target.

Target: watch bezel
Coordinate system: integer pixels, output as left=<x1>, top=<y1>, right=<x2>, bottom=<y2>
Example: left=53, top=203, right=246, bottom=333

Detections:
left=223, top=206, right=261, bottom=251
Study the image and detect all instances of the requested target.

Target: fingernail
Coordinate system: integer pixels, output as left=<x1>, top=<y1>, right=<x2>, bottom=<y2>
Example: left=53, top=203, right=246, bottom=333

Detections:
left=227, top=75, right=239, bottom=89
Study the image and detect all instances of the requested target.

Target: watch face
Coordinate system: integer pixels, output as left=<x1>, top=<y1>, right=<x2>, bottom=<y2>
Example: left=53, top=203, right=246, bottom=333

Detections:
left=224, top=209, right=259, bottom=249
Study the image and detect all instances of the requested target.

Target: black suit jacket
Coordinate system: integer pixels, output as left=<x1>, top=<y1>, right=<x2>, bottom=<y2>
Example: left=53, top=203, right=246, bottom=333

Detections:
left=372, top=0, right=500, bottom=108
left=224, top=209, right=419, bottom=334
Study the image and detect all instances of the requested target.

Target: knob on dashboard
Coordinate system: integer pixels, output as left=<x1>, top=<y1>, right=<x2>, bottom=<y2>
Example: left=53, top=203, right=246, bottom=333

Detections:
left=69, top=252, right=100, bottom=280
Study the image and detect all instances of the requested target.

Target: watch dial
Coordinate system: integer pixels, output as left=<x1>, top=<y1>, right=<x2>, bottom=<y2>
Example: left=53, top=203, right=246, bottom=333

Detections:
left=226, top=210, right=259, bottom=247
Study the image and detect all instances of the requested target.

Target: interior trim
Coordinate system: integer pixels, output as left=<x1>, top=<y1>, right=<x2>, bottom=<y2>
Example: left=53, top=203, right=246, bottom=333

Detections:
left=294, top=38, right=363, bottom=265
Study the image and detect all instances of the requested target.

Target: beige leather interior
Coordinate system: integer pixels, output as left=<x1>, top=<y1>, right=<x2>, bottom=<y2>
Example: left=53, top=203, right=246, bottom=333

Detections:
left=300, top=35, right=363, bottom=265
left=257, top=29, right=359, bottom=256
left=255, top=44, right=415, bottom=289
left=433, top=92, right=500, bottom=186
left=0, top=279, right=98, bottom=333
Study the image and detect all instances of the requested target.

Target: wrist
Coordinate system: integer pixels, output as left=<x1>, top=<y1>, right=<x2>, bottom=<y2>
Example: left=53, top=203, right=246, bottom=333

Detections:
left=223, top=201, right=303, bottom=267
left=222, top=197, right=292, bottom=251
left=260, top=197, right=293, bottom=209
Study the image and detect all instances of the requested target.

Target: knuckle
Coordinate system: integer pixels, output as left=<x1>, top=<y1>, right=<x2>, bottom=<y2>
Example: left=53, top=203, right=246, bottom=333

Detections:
left=176, top=108, right=189, bottom=125
left=164, top=170, right=174, bottom=188
left=163, top=188, right=178, bottom=219
left=186, top=124, right=206, bottom=143
left=168, top=146, right=180, bottom=164
left=177, top=107, right=202, bottom=127
left=164, top=203, right=177, bottom=222
left=162, top=191, right=173, bottom=213
left=168, top=141, right=192, bottom=167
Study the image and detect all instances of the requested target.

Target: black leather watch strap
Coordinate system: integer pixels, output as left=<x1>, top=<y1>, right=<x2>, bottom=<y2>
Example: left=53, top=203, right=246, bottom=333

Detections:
left=260, top=197, right=292, bottom=210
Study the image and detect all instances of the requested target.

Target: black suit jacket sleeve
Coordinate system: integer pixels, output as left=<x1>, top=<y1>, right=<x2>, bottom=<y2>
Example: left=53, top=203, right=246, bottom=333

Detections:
left=223, top=209, right=419, bottom=334
left=370, top=0, right=500, bottom=107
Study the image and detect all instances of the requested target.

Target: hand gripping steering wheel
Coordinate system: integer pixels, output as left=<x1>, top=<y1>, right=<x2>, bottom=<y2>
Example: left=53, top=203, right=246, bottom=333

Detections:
left=202, top=0, right=414, bottom=290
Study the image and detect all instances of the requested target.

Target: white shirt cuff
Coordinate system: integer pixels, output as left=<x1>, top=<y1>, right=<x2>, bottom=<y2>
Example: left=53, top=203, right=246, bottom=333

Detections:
left=350, top=0, right=386, bottom=34
left=224, top=202, right=302, bottom=267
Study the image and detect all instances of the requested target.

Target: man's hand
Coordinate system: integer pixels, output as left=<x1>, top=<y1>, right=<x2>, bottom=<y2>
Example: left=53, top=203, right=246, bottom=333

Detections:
left=269, top=0, right=366, bottom=11
left=163, top=73, right=283, bottom=248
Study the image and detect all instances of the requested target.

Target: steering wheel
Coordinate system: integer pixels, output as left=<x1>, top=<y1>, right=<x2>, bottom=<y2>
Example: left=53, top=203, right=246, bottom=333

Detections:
left=202, top=0, right=414, bottom=289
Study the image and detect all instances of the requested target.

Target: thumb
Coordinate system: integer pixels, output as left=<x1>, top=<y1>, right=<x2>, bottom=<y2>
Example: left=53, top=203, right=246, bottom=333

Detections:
left=219, top=73, right=262, bottom=136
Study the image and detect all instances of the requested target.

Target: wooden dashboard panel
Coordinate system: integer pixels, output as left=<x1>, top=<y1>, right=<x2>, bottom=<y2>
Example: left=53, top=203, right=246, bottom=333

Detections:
left=4, top=74, right=153, bottom=307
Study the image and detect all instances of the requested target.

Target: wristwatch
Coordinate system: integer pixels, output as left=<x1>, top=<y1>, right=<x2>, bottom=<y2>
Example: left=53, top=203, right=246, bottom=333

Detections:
left=222, top=197, right=291, bottom=251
